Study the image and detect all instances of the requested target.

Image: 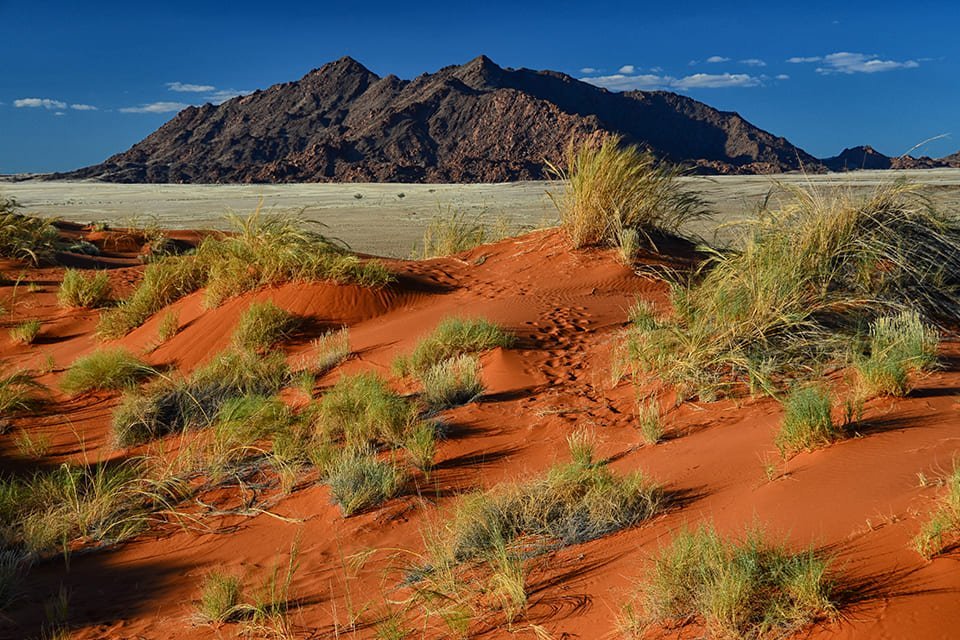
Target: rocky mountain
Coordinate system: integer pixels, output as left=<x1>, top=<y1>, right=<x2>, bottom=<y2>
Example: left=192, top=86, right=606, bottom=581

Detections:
left=822, top=145, right=957, bottom=171
left=59, top=56, right=822, bottom=183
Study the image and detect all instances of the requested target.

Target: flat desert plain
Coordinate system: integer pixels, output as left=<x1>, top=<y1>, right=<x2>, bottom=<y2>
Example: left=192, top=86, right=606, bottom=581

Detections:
left=6, top=169, right=960, bottom=255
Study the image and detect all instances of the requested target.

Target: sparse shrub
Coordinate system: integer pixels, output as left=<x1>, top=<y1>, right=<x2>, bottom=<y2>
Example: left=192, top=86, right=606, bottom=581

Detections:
left=546, top=135, right=706, bottom=248
left=324, top=447, right=406, bottom=516
left=0, top=199, right=60, bottom=265
left=0, top=367, right=44, bottom=414
left=305, top=327, right=350, bottom=374
left=915, top=465, right=960, bottom=558
left=313, top=372, right=417, bottom=447
left=854, top=310, right=938, bottom=397
left=620, top=525, right=837, bottom=639
left=636, top=397, right=664, bottom=445
left=60, top=348, right=152, bottom=395
left=419, top=208, right=486, bottom=258
left=624, top=181, right=960, bottom=400
left=197, top=571, right=243, bottom=624
left=58, top=269, right=111, bottom=308
left=8, top=320, right=40, bottom=345
left=396, top=317, right=514, bottom=377
left=157, top=310, right=179, bottom=342
left=421, top=354, right=484, bottom=410
left=112, top=349, right=289, bottom=446
left=775, top=386, right=837, bottom=457
left=231, top=301, right=298, bottom=352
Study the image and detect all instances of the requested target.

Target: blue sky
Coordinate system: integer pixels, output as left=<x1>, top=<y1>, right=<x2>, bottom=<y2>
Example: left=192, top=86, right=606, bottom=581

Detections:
left=2, top=1, right=958, bottom=173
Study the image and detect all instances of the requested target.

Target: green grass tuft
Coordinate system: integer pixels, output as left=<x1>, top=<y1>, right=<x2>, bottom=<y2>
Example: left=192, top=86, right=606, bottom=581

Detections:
left=621, top=525, right=837, bottom=639
left=57, top=269, right=112, bottom=308
left=324, top=447, right=406, bottom=516
left=197, top=571, right=243, bottom=624
left=419, top=207, right=486, bottom=258
left=61, top=348, right=153, bottom=395
left=915, top=465, right=960, bottom=558
left=854, top=310, right=938, bottom=397
left=0, top=367, right=44, bottom=415
left=395, top=317, right=513, bottom=377
left=420, top=354, right=485, bottom=410
left=8, top=320, right=41, bottom=345
left=0, top=199, right=60, bottom=265
left=313, top=372, right=417, bottom=447
left=775, top=386, right=838, bottom=458
left=231, top=301, right=298, bottom=352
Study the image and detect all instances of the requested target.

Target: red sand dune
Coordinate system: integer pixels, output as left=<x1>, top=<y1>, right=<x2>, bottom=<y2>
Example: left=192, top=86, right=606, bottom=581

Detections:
left=1, top=226, right=959, bottom=639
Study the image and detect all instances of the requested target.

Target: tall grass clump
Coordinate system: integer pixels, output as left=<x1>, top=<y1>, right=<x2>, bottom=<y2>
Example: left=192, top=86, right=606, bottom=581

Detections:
left=197, top=571, right=243, bottom=624
left=395, top=317, right=514, bottom=377
left=620, top=525, right=837, bottom=639
left=231, top=301, right=298, bottom=352
left=0, top=198, right=60, bottom=265
left=98, top=206, right=392, bottom=338
left=112, top=348, right=289, bottom=446
left=419, top=208, right=486, bottom=258
left=8, top=320, right=41, bottom=345
left=61, top=348, right=153, bottom=395
left=624, top=181, right=960, bottom=400
left=915, top=464, right=960, bottom=558
left=420, top=354, right=484, bottom=410
left=313, top=372, right=417, bottom=447
left=57, top=269, right=112, bottom=308
left=854, top=310, right=938, bottom=397
left=324, top=447, right=406, bottom=516
left=305, top=327, right=350, bottom=374
left=775, top=386, right=838, bottom=457
left=546, top=136, right=706, bottom=249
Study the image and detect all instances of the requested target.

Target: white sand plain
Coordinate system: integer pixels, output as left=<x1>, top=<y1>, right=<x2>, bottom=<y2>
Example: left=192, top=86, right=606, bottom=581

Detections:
left=4, top=169, right=960, bottom=257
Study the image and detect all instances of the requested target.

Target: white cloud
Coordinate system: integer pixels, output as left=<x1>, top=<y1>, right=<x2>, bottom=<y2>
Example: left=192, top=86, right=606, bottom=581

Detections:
left=740, top=58, right=767, bottom=67
left=775, top=74, right=790, bottom=80
left=787, top=56, right=822, bottom=63
left=673, top=73, right=761, bottom=89
left=205, top=89, right=250, bottom=104
left=70, top=103, right=97, bottom=111
left=580, top=67, right=597, bottom=74
left=815, top=51, right=919, bottom=74
left=166, top=81, right=216, bottom=93
left=14, top=98, right=67, bottom=109
left=582, top=71, right=763, bottom=91
left=54, top=111, right=65, bottom=116
left=705, top=55, right=730, bottom=64
left=618, top=64, right=636, bottom=74
left=120, top=101, right=191, bottom=114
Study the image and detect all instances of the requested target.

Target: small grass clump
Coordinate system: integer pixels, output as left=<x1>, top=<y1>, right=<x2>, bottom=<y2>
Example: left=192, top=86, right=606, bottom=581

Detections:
left=112, top=348, right=289, bottom=446
left=8, top=319, right=41, bottom=345
left=404, top=421, right=439, bottom=474
left=0, top=367, right=44, bottom=415
left=324, top=447, right=407, bottom=516
left=61, top=348, right=153, bottom=395
left=231, top=301, right=298, bottom=352
left=0, top=550, right=31, bottom=611
left=438, top=441, right=664, bottom=562
left=0, top=198, right=60, bottom=265
left=157, top=310, right=179, bottom=342
left=57, top=269, right=112, bottom=308
left=206, top=395, right=294, bottom=475
left=197, top=571, right=243, bottom=624
left=623, top=181, right=960, bottom=400
left=313, top=372, right=417, bottom=447
left=915, top=465, right=960, bottom=558
left=636, top=397, right=664, bottom=445
left=307, top=327, right=350, bottom=374
left=420, top=354, right=484, bottom=410
left=546, top=135, right=706, bottom=249
left=395, top=317, right=514, bottom=377
left=854, top=310, right=938, bottom=397
left=621, top=525, right=837, bottom=639
left=419, top=208, right=486, bottom=258
left=775, top=386, right=838, bottom=458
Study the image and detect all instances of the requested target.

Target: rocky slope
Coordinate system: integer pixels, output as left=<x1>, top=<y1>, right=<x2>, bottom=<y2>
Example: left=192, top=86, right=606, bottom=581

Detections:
left=59, top=56, right=820, bottom=183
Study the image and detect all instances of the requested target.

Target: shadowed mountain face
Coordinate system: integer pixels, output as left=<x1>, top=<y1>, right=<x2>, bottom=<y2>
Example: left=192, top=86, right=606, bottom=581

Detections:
left=59, top=56, right=828, bottom=183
